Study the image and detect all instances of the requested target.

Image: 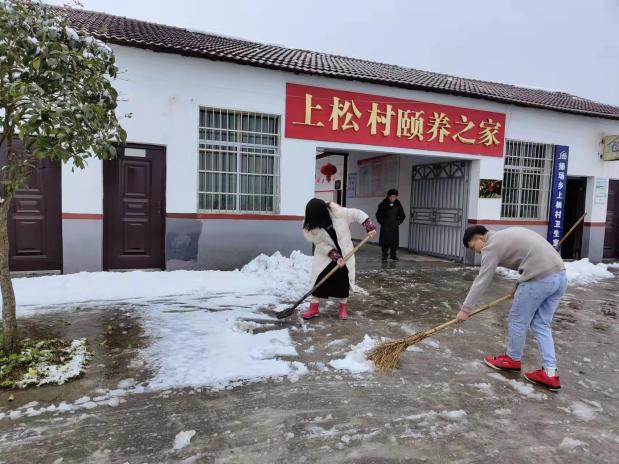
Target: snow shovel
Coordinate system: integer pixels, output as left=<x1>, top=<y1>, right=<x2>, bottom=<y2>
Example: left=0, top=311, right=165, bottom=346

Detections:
left=276, top=233, right=374, bottom=319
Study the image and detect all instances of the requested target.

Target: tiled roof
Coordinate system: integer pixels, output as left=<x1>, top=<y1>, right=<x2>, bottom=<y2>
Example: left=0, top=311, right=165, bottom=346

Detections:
left=55, top=6, right=619, bottom=120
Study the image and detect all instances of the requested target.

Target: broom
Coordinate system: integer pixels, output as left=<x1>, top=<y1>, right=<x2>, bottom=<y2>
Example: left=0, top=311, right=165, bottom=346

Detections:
left=367, top=293, right=514, bottom=370
left=367, top=212, right=587, bottom=370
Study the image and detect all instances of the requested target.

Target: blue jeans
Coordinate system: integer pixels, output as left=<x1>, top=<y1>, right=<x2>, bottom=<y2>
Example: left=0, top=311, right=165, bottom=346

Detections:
left=506, top=270, right=567, bottom=369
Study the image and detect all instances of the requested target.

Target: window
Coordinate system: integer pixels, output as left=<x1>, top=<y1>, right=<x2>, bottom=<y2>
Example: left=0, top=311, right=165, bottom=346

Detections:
left=198, top=108, right=280, bottom=213
left=501, top=140, right=553, bottom=220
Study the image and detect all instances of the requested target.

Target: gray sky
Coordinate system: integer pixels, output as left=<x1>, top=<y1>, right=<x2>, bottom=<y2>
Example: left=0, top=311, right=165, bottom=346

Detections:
left=48, top=0, right=619, bottom=106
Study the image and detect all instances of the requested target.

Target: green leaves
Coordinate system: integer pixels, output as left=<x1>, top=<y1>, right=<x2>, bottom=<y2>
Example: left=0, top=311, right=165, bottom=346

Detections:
left=1, top=0, right=128, bottom=183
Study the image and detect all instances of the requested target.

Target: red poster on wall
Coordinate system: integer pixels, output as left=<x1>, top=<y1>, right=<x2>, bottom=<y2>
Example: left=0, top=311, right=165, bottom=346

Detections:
left=285, top=83, right=506, bottom=157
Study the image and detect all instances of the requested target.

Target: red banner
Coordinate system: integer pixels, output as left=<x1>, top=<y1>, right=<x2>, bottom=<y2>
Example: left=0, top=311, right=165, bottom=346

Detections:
left=285, top=83, right=506, bottom=157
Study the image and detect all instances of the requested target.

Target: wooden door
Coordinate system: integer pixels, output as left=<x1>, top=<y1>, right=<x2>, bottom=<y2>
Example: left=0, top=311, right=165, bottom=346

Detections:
left=103, top=144, right=166, bottom=270
left=1, top=141, right=62, bottom=272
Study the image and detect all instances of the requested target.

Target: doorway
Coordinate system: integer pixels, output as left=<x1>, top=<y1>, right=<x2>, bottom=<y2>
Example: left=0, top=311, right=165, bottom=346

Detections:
left=315, top=152, right=348, bottom=206
left=408, top=161, right=470, bottom=261
left=604, top=179, right=619, bottom=259
left=103, top=144, right=166, bottom=270
left=561, top=177, right=587, bottom=260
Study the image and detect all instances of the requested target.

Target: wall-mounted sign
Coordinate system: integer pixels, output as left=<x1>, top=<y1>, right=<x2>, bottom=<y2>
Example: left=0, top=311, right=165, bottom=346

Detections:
left=356, top=155, right=399, bottom=197
left=479, top=179, right=502, bottom=199
left=285, top=83, right=506, bottom=157
left=547, top=145, right=569, bottom=247
left=594, top=178, right=608, bottom=204
left=602, top=135, right=619, bottom=161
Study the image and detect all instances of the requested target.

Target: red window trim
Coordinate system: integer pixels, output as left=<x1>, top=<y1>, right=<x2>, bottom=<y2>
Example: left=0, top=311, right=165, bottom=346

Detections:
left=468, top=219, right=548, bottom=226
left=166, top=213, right=304, bottom=221
left=62, top=213, right=103, bottom=220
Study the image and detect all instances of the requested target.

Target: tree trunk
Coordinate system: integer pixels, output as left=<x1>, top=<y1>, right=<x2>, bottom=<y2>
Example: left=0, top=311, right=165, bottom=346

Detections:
left=0, top=197, right=17, bottom=354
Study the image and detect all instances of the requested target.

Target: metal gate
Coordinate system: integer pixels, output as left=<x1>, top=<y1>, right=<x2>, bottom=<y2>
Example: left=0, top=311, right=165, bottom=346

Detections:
left=408, top=161, right=470, bottom=261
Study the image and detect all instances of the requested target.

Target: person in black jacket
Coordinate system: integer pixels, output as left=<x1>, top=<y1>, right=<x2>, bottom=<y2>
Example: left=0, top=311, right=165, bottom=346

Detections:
left=376, top=189, right=406, bottom=261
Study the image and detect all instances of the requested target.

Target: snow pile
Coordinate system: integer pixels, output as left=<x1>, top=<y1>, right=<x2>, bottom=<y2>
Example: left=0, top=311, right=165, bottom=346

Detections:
left=565, top=259, right=615, bottom=285
left=469, top=382, right=495, bottom=396
left=0, top=378, right=139, bottom=422
left=399, top=410, right=469, bottom=440
left=173, top=430, right=196, bottom=450
left=33, top=339, right=91, bottom=387
left=406, top=345, right=423, bottom=353
left=422, top=339, right=440, bottom=349
left=5, top=252, right=322, bottom=392
left=559, top=400, right=602, bottom=421
left=439, top=410, right=467, bottom=420
left=495, top=267, right=520, bottom=280
left=329, top=335, right=377, bottom=374
left=497, top=258, right=618, bottom=286
left=487, top=372, right=546, bottom=400
left=10, top=251, right=316, bottom=312
left=242, top=251, right=312, bottom=299
left=559, top=437, right=588, bottom=452
left=4, top=339, right=91, bottom=389
left=11, top=269, right=264, bottom=311
left=139, top=300, right=307, bottom=391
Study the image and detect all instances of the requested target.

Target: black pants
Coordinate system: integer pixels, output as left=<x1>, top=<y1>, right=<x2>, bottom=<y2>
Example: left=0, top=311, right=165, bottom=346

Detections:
left=382, top=246, right=397, bottom=258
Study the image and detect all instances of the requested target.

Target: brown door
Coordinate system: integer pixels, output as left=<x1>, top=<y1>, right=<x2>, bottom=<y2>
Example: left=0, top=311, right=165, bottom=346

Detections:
left=561, top=177, right=586, bottom=260
left=103, top=144, right=166, bottom=270
left=604, top=180, right=619, bottom=259
left=1, top=141, right=62, bottom=272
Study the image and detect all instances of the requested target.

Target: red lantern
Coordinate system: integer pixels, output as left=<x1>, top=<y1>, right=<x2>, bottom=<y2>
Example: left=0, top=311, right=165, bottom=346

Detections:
left=320, top=163, right=337, bottom=182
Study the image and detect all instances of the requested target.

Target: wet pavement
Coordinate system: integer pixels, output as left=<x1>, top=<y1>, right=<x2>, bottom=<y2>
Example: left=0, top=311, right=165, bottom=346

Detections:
left=1, top=247, right=618, bottom=463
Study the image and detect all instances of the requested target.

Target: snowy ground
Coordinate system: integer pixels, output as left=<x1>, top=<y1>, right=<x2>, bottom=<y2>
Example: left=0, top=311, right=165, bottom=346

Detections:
left=8, top=251, right=314, bottom=391
left=5, top=252, right=618, bottom=392
left=1, top=249, right=618, bottom=462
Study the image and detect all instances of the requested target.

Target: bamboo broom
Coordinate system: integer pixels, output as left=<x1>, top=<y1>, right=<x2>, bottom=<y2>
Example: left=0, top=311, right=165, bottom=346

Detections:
left=367, top=212, right=587, bottom=371
left=367, top=293, right=514, bottom=370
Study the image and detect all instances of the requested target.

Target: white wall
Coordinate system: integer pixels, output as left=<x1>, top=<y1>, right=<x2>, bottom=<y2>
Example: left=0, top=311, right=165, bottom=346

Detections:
left=59, top=44, right=619, bottom=232
left=62, top=159, right=103, bottom=214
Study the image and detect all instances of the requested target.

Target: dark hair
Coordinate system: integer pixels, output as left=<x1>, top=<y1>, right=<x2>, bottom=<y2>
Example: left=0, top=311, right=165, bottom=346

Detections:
left=462, top=225, right=488, bottom=247
left=387, top=189, right=399, bottom=196
left=303, top=198, right=333, bottom=231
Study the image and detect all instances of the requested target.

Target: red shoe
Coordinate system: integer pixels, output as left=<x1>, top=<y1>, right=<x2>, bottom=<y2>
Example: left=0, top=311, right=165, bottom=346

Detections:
left=338, top=303, right=348, bottom=320
left=484, top=354, right=521, bottom=371
left=302, top=303, right=320, bottom=319
left=524, top=368, right=561, bottom=391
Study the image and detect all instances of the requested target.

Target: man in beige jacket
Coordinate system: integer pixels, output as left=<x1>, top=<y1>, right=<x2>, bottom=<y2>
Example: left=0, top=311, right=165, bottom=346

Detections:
left=457, top=225, right=567, bottom=391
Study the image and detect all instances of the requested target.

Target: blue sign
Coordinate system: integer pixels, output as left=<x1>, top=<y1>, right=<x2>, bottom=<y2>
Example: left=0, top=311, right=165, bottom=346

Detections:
left=547, top=145, right=569, bottom=247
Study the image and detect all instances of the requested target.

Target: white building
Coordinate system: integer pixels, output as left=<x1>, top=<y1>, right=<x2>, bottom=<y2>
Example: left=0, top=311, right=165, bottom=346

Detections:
left=9, top=7, right=619, bottom=273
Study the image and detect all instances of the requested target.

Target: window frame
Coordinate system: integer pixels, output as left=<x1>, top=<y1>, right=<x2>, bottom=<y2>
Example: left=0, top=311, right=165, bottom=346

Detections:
left=500, top=140, right=554, bottom=220
left=197, top=107, right=281, bottom=214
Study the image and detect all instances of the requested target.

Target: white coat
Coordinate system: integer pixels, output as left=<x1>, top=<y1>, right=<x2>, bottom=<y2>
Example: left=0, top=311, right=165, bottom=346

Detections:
left=303, top=202, right=369, bottom=290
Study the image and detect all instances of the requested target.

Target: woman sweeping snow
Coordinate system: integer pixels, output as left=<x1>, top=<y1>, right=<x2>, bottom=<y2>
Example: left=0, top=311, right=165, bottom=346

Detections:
left=301, top=199, right=376, bottom=320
